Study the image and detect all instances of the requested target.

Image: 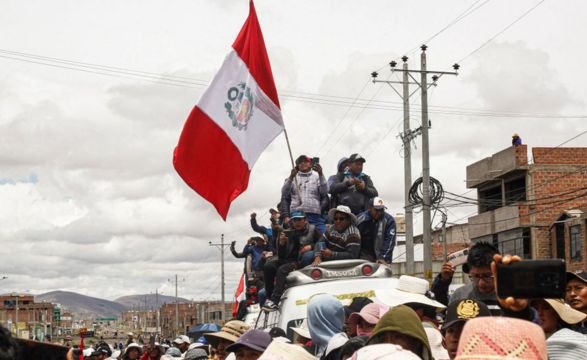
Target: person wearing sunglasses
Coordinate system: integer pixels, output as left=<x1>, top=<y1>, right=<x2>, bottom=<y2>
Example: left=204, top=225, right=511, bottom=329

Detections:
left=312, top=205, right=361, bottom=265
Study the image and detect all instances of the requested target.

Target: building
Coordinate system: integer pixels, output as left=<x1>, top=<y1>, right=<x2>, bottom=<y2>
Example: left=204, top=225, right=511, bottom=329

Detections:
left=0, top=293, right=55, bottom=340
left=159, top=301, right=231, bottom=338
left=466, top=145, right=587, bottom=260
left=551, top=209, right=587, bottom=272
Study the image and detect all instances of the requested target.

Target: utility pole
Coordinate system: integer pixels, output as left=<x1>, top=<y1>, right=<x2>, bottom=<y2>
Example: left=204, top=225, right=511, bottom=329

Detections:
left=209, top=234, right=230, bottom=321
left=372, top=45, right=459, bottom=279
left=155, top=289, right=160, bottom=335
left=175, top=274, right=178, bottom=335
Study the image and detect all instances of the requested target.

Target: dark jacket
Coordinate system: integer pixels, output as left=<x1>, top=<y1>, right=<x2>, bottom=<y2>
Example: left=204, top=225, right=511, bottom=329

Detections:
left=329, top=172, right=378, bottom=215
left=356, top=210, right=396, bottom=263
left=279, top=224, right=322, bottom=262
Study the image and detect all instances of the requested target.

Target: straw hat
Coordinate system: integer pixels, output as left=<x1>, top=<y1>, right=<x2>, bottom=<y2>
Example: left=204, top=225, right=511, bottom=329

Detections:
left=351, top=344, right=421, bottom=360
left=543, top=298, right=587, bottom=324
left=328, top=205, right=358, bottom=225
left=203, top=320, right=250, bottom=346
left=455, top=317, right=547, bottom=360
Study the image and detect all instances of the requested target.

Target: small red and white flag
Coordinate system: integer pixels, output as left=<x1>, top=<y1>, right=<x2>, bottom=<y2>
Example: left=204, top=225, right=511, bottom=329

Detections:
left=232, top=272, right=247, bottom=318
left=174, top=0, right=283, bottom=220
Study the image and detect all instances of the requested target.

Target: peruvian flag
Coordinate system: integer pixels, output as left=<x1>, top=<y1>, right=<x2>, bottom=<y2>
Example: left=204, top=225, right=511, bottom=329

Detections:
left=232, top=272, right=247, bottom=318
left=174, top=0, right=283, bottom=220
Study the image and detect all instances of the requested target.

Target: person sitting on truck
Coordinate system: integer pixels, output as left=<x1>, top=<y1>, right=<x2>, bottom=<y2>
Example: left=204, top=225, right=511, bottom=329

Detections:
left=312, top=205, right=361, bottom=265
left=250, top=208, right=281, bottom=249
left=230, top=236, right=274, bottom=286
left=356, top=197, right=396, bottom=265
left=263, top=211, right=320, bottom=311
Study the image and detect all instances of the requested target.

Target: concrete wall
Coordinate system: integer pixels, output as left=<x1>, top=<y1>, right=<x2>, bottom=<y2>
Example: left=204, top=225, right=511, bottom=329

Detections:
left=466, top=145, right=527, bottom=188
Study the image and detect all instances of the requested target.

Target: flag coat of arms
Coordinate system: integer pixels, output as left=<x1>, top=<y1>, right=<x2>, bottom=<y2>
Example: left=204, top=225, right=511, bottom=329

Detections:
left=174, top=1, right=283, bottom=219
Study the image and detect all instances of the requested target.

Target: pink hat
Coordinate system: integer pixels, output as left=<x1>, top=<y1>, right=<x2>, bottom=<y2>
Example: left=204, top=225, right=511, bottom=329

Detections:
left=347, top=303, right=389, bottom=331
left=455, top=317, right=547, bottom=360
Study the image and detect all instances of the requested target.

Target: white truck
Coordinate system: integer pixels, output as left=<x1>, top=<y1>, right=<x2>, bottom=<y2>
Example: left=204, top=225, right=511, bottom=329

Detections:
left=252, top=259, right=399, bottom=339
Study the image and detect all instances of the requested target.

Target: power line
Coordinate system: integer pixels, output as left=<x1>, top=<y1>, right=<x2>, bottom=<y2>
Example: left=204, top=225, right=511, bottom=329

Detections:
left=458, top=0, right=548, bottom=63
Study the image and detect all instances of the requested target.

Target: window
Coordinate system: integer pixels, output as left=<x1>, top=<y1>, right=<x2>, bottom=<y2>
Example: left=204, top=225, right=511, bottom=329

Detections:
left=570, top=225, right=582, bottom=261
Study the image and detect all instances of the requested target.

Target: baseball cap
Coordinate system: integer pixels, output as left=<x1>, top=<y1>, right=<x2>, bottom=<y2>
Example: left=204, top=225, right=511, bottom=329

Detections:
left=369, top=197, right=387, bottom=210
left=225, top=329, right=272, bottom=353
left=291, top=210, right=306, bottom=219
left=173, top=335, right=191, bottom=345
left=349, top=153, right=366, bottom=163
left=295, top=155, right=311, bottom=165
left=441, top=298, right=491, bottom=331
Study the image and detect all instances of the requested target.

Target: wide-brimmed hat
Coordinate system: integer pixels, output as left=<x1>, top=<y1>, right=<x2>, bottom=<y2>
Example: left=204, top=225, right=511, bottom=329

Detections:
left=441, top=298, right=491, bottom=331
left=567, top=271, right=587, bottom=284
left=375, top=275, right=446, bottom=310
left=537, top=298, right=587, bottom=324
left=204, top=320, right=250, bottom=346
left=455, top=317, right=547, bottom=360
left=225, top=329, right=272, bottom=354
left=258, top=340, right=316, bottom=360
left=290, top=318, right=311, bottom=339
left=348, top=303, right=389, bottom=331
left=328, top=205, right=358, bottom=225
left=125, top=342, right=142, bottom=353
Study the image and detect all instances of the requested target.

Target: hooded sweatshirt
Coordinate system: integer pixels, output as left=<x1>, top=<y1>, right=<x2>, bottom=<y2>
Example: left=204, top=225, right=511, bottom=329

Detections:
left=307, top=294, right=345, bottom=357
left=367, top=305, right=432, bottom=360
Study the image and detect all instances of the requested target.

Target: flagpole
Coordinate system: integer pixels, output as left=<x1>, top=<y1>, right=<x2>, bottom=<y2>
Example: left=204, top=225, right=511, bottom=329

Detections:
left=282, top=127, right=303, bottom=206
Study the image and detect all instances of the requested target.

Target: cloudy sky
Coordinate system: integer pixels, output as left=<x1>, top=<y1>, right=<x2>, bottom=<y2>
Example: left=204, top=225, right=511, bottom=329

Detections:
left=0, top=0, right=585, bottom=301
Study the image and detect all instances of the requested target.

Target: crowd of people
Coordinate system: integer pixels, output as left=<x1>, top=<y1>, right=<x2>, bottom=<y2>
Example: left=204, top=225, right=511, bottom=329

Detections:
left=232, top=153, right=397, bottom=311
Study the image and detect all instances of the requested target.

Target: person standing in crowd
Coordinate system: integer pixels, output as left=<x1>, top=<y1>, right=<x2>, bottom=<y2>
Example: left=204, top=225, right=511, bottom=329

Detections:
left=347, top=303, right=389, bottom=338
left=172, top=335, right=191, bottom=354
left=366, top=305, right=432, bottom=360
left=204, top=320, right=250, bottom=360
left=123, top=342, right=142, bottom=360
left=329, top=153, right=378, bottom=215
left=356, top=197, right=396, bottom=264
left=440, top=299, right=491, bottom=360
left=313, top=205, right=361, bottom=265
left=126, top=332, right=135, bottom=346
left=307, top=294, right=345, bottom=358
left=531, top=298, right=587, bottom=337
left=565, top=271, right=587, bottom=318
left=225, top=329, right=272, bottom=360
left=432, top=242, right=502, bottom=314
left=280, top=155, right=328, bottom=233
left=263, top=211, right=320, bottom=310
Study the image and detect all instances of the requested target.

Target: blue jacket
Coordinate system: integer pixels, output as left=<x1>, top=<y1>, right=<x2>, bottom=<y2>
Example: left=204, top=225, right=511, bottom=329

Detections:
left=356, top=210, right=396, bottom=263
left=230, top=243, right=273, bottom=271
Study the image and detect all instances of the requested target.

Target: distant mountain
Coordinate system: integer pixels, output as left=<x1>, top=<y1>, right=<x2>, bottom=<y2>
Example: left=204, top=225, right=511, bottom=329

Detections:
left=114, top=294, right=190, bottom=310
left=36, top=291, right=127, bottom=319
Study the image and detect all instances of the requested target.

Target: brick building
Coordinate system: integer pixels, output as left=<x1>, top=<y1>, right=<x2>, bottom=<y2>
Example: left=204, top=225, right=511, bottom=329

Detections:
left=0, top=293, right=55, bottom=339
left=466, top=145, right=587, bottom=262
left=551, top=209, right=587, bottom=272
left=159, top=301, right=231, bottom=338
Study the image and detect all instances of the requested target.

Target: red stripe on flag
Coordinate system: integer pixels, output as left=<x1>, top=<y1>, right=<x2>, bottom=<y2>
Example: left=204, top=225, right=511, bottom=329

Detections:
left=232, top=1, right=280, bottom=109
left=173, top=107, right=250, bottom=220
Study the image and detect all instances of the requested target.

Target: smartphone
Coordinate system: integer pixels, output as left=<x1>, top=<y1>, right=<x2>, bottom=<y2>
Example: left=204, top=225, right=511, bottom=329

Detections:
left=496, top=259, right=566, bottom=299
left=312, top=157, right=320, bottom=164
left=447, top=249, right=468, bottom=267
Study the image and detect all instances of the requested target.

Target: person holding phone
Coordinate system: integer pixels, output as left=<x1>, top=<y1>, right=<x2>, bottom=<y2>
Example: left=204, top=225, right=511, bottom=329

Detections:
left=280, top=155, right=328, bottom=233
left=329, top=153, right=378, bottom=215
